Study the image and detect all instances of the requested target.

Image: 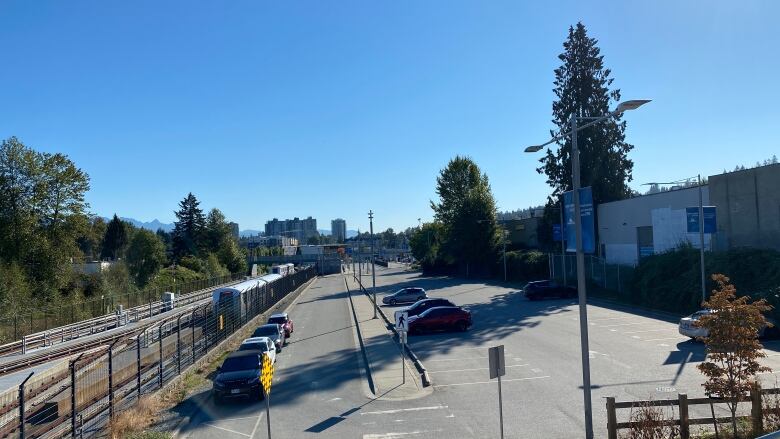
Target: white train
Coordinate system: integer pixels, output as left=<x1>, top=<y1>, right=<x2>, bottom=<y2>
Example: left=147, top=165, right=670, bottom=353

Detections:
left=271, top=263, right=295, bottom=276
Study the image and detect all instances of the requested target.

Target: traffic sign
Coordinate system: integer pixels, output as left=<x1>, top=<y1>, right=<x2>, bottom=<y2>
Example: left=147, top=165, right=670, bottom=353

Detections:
left=552, top=224, right=562, bottom=242
left=395, top=311, right=409, bottom=332
left=399, top=330, right=407, bottom=345
left=488, top=345, right=505, bottom=379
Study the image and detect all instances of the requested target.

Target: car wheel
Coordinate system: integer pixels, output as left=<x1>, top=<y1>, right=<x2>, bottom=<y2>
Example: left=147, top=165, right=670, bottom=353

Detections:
left=456, top=321, right=468, bottom=332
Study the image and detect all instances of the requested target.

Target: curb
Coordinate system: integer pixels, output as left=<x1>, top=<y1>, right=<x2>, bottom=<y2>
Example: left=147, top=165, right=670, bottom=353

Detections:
left=351, top=275, right=431, bottom=388
left=168, top=276, right=318, bottom=438
left=344, top=278, right=377, bottom=397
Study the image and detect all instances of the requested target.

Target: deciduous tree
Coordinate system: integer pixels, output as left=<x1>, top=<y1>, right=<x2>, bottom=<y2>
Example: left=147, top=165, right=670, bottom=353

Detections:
left=696, top=274, right=772, bottom=436
left=126, top=229, right=167, bottom=287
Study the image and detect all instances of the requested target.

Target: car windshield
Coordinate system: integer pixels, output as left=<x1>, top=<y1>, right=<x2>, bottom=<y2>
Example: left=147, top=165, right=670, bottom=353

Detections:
left=268, top=317, right=286, bottom=324
left=221, top=356, right=258, bottom=372
left=239, top=343, right=268, bottom=352
left=253, top=327, right=278, bottom=337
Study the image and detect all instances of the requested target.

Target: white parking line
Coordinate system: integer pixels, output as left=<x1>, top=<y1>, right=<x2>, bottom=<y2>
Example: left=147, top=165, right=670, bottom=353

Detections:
left=204, top=423, right=251, bottom=437
left=361, top=406, right=448, bottom=415
left=422, top=357, right=488, bottom=362
left=433, top=376, right=550, bottom=388
left=363, top=430, right=444, bottom=438
left=428, top=364, right=529, bottom=374
left=623, top=328, right=675, bottom=334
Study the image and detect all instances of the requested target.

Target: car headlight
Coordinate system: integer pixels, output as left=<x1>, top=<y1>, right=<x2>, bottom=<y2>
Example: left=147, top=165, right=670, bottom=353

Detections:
left=246, top=376, right=260, bottom=385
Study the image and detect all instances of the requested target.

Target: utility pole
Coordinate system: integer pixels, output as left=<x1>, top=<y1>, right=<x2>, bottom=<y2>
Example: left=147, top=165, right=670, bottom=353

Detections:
left=698, top=174, right=706, bottom=303
left=369, top=210, right=377, bottom=319
left=560, top=198, right=567, bottom=286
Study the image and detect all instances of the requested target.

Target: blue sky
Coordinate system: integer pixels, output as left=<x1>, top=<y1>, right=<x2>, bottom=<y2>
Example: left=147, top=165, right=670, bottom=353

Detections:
left=1, top=1, right=778, bottom=233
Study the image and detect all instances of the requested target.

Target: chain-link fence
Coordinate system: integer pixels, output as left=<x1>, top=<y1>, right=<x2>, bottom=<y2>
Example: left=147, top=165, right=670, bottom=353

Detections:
left=0, top=266, right=316, bottom=439
left=549, top=254, right=635, bottom=299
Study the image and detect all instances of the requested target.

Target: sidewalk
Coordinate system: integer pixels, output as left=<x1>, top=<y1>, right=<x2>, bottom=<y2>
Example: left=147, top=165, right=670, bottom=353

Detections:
left=346, top=275, right=430, bottom=401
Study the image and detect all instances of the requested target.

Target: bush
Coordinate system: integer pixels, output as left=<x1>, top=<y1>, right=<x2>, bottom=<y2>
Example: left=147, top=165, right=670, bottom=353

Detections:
left=504, top=250, right=548, bottom=282
left=630, top=247, right=780, bottom=318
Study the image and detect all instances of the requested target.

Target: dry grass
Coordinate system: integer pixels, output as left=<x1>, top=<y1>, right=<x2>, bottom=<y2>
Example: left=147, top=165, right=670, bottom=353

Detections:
left=108, top=397, right=165, bottom=439
left=621, top=401, right=680, bottom=439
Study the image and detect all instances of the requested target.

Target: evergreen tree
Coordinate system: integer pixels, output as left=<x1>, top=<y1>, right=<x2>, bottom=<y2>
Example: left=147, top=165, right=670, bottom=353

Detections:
left=172, top=193, right=206, bottom=259
left=538, top=22, right=635, bottom=205
left=431, top=156, right=500, bottom=276
left=204, top=208, right=232, bottom=253
left=101, top=214, right=128, bottom=260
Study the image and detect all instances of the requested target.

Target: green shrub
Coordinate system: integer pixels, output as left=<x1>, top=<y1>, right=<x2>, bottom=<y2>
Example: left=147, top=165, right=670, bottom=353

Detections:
left=630, top=247, right=780, bottom=317
left=504, top=250, right=549, bottom=282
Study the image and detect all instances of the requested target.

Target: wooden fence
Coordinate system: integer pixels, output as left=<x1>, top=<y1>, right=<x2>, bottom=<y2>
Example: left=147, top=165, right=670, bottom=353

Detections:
left=607, top=387, right=780, bottom=439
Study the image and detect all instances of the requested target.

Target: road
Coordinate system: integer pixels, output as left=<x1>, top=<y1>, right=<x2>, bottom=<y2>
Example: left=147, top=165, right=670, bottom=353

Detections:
left=176, top=264, right=780, bottom=438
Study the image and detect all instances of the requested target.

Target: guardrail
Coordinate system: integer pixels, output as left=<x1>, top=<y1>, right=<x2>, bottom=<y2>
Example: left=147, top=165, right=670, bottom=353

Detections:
left=0, top=275, right=245, bottom=358
left=606, top=387, right=780, bottom=439
left=0, top=267, right=317, bottom=439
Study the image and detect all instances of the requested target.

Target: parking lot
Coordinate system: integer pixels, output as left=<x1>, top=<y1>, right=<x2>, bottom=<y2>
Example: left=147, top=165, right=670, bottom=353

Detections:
left=369, top=264, right=780, bottom=438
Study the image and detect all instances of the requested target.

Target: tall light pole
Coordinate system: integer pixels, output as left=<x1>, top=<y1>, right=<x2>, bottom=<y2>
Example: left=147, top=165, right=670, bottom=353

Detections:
left=502, top=230, right=508, bottom=282
left=642, top=176, right=707, bottom=302
left=525, top=99, right=650, bottom=439
left=369, top=210, right=377, bottom=319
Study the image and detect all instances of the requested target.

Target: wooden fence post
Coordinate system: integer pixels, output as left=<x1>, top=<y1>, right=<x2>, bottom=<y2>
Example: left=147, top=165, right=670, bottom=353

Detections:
left=606, top=396, right=617, bottom=439
left=679, top=393, right=689, bottom=439
left=751, top=385, right=763, bottom=435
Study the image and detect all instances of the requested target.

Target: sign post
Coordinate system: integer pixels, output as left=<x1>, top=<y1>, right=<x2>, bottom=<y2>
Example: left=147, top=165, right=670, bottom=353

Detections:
left=489, top=345, right=506, bottom=439
left=396, top=312, right=409, bottom=385
left=261, top=352, right=274, bottom=439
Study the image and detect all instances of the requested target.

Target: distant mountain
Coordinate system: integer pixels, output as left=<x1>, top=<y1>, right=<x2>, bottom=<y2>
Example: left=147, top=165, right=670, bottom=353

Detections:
left=347, top=229, right=358, bottom=238
left=317, top=229, right=331, bottom=236
left=102, top=217, right=175, bottom=232
left=317, top=229, right=358, bottom=238
left=239, top=229, right=262, bottom=238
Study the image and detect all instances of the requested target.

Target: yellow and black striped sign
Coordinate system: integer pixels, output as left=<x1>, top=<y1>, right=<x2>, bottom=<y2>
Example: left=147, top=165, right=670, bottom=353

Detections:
left=261, top=352, right=274, bottom=395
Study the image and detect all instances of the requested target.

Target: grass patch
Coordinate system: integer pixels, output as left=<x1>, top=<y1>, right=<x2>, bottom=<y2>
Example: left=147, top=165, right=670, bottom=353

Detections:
left=126, top=432, right=173, bottom=439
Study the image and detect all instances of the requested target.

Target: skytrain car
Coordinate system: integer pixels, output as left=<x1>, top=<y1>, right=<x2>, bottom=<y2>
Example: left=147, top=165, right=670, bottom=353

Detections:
left=271, top=264, right=293, bottom=276
left=212, top=278, right=262, bottom=322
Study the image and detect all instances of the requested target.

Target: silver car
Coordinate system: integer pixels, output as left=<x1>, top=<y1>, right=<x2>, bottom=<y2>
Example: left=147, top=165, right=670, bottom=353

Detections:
left=678, top=310, right=711, bottom=339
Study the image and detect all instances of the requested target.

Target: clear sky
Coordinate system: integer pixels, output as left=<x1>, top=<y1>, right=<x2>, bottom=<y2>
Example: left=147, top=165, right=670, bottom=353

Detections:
left=1, top=1, right=778, bottom=233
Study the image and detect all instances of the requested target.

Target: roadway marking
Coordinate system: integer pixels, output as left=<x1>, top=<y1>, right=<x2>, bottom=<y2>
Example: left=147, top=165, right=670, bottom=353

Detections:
left=624, top=328, right=675, bottom=334
left=363, top=430, right=444, bottom=438
left=432, top=376, right=550, bottom=388
left=422, top=357, right=488, bottom=362
left=428, top=364, right=528, bottom=374
left=204, top=423, right=251, bottom=437
left=360, top=406, right=448, bottom=415
left=248, top=412, right=265, bottom=438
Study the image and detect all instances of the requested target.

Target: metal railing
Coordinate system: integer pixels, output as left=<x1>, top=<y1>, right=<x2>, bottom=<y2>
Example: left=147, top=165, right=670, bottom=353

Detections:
left=0, top=267, right=316, bottom=439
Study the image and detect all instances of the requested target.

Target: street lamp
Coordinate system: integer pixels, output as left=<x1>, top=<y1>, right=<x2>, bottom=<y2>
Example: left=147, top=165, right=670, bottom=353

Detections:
left=524, top=99, right=650, bottom=439
left=369, top=210, right=377, bottom=319
left=642, top=175, right=707, bottom=302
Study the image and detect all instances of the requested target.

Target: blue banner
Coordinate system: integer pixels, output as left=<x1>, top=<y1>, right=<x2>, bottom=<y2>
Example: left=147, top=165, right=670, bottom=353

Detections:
left=552, top=224, right=562, bottom=242
left=563, top=187, right=595, bottom=253
left=686, top=206, right=717, bottom=234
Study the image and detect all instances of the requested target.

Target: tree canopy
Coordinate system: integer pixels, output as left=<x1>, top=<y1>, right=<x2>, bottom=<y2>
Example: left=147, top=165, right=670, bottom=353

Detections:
left=537, top=22, right=634, bottom=205
left=172, top=192, right=206, bottom=259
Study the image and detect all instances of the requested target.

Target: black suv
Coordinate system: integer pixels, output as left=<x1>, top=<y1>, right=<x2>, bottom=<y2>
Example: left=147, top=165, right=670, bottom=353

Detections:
left=213, top=351, right=265, bottom=403
left=523, top=280, right=577, bottom=300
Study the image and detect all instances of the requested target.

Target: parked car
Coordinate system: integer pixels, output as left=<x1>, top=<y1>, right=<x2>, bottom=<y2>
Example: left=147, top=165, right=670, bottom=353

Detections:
left=679, top=309, right=778, bottom=339
left=394, top=298, right=457, bottom=325
left=252, top=324, right=286, bottom=352
left=382, top=287, right=428, bottom=305
left=522, top=280, right=577, bottom=300
left=239, top=337, right=277, bottom=364
left=213, top=351, right=266, bottom=403
left=268, top=313, right=294, bottom=337
left=408, top=306, right=472, bottom=334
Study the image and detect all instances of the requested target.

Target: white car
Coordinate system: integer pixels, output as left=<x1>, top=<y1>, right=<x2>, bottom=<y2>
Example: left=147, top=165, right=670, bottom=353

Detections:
left=239, top=337, right=277, bottom=363
left=678, top=310, right=711, bottom=339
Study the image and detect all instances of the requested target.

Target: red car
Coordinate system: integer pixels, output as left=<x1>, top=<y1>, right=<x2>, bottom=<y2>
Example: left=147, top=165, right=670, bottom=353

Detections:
left=268, top=313, right=293, bottom=337
left=407, top=306, right=471, bottom=334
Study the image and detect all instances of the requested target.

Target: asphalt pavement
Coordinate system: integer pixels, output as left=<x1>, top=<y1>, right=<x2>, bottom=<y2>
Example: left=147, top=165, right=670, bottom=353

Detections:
left=174, top=264, right=780, bottom=438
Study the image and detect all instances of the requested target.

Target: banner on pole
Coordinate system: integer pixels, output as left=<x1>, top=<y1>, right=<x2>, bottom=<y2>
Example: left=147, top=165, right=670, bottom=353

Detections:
left=563, top=187, right=595, bottom=254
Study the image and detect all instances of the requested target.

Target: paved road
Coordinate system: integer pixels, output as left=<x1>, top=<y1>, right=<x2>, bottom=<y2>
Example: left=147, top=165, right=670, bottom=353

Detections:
left=177, top=265, right=780, bottom=438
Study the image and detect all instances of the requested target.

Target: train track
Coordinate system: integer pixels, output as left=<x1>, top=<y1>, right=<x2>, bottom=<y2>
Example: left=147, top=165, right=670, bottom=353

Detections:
left=0, top=298, right=208, bottom=378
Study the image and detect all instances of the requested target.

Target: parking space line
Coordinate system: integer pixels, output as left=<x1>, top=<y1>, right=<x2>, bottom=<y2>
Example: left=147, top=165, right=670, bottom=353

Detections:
left=428, top=364, right=529, bottom=374
left=432, top=376, right=550, bottom=388
left=422, top=356, right=488, bottom=362
left=360, top=406, right=448, bottom=415
left=623, top=328, right=675, bottom=334
left=204, top=423, right=251, bottom=437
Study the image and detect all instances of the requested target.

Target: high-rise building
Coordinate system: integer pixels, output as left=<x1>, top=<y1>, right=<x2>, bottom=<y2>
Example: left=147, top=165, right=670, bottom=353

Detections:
left=228, top=222, right=239, bottom=240
left=331, top=218, right=347, bottom=243
left=264, top=216, right=318, bottom=243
